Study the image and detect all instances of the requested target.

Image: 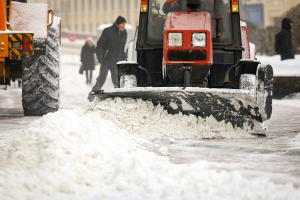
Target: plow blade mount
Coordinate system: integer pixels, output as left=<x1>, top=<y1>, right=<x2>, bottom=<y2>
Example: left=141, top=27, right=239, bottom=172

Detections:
left=93, top=88, right=266, bottom=135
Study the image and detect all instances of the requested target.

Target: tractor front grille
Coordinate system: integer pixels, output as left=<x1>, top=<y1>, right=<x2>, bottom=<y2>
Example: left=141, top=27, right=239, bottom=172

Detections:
left=167, top=50, right=207, bottom=61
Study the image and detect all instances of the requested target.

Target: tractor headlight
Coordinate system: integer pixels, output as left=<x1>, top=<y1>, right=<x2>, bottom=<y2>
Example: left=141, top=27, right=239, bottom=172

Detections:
left=168, top=33, right=182, bottom=47
left=192, top=33, right=206, bottom=47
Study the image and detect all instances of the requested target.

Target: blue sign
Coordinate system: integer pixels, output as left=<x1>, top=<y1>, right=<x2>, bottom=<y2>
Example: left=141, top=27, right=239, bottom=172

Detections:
left=246, top=4, right=264, bottom=26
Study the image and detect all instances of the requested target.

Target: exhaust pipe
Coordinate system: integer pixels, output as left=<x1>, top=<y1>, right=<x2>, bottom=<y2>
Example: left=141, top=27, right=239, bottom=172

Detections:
left=0, top=0, right=6, bottom=31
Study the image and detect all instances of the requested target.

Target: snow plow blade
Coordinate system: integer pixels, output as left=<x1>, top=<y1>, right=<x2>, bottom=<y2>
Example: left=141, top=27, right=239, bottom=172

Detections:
left=93, top=88, right=266, bottom=135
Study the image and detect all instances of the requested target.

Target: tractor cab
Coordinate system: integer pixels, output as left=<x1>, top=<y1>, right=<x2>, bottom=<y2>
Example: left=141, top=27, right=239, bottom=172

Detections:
left=134, top=0, right=244, bottom=89
left=146, top=0, right=232, bottom=44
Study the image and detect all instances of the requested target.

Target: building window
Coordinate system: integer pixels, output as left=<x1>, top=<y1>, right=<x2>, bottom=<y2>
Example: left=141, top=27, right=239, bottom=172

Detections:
left=104, top=0, right=107, bottom=12
left=96, top=0, right=100, bottom=13
left=53, top=1, right=59, bottom=15
left=90, top=24, right=93, bottom=33
left=127, top=0, right=130, bottom=11
left=89, top=0, right=92, bottom=13
left=82, top=24, right=85, bottom=32
left=111, top=0, right=115, bottom=12
left=61, top=1, right=64, bottom=14
left=82, top=0, right=85, bottom=14
left=67, top=1, right=71, bottom=15
left=119, top=0, right=123, bottom=11
left=75, top=0, right=78, bottom=14
left=75, top=24, right=78, bottom=31
left=135, top=0, right=139, bottom=10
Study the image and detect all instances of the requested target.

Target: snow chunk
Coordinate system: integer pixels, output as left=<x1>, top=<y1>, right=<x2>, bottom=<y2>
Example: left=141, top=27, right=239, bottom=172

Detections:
left=169, top=102, right=178, bottom=110
left=169, top=138, right=176, bottom=143
left=10, top=2, right=48, bottom=39
left=293, top=133, right=300, bottom=143
left=158, top=147, right=169, bottom=156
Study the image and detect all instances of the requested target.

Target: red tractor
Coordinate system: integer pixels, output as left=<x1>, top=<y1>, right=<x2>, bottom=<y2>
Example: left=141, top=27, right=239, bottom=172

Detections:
left=94, top=0, right=273, bottom=135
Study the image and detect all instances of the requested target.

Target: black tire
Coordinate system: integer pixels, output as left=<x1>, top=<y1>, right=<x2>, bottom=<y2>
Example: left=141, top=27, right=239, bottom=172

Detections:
left=22, top=27, right=60, bottom=116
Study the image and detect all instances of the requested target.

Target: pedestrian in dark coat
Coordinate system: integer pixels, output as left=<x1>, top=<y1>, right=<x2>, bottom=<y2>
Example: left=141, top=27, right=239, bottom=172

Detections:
left=81, top=37, right=96, bottom=84
left=275, top=18, right=295, bottom=61
left=88, top=16, right=127, bottom=102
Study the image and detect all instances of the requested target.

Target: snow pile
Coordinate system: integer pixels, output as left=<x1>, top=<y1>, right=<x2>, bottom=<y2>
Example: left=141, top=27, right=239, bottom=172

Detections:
left=1, top=99, right=300, bottom=199
left=257, top=55, right=300, bottom=77
left=10, top=2, right=48, bottom=39
left=86, top=98, right=255, bottom=139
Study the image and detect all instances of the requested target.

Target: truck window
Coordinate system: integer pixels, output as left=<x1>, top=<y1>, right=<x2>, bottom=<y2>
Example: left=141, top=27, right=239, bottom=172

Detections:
left=146, top=0, right=232, bottom=44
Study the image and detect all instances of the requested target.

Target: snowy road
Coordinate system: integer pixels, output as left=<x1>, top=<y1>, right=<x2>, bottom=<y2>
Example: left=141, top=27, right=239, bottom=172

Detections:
left=0, top=49, right=300, bottom=199
left=1, top=99, right=300, bottom=187
left=159, top=99, right=300, bottom=186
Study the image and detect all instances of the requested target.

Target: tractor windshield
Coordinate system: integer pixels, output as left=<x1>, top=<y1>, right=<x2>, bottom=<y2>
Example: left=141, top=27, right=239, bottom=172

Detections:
left=146, top=0, right=232, bottom=44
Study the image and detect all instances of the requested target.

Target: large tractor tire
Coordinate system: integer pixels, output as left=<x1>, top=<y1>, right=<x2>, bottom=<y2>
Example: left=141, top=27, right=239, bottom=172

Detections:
left=22, top=27, right=60, bottom=116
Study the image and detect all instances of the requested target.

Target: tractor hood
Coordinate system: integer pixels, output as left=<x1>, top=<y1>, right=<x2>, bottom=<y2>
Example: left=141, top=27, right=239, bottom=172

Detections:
left=163, top=11, right=213, bottom=66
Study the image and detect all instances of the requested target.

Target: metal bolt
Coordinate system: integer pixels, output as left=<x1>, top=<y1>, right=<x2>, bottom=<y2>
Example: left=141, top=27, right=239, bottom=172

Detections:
left=1, top=42, right=4, bottom=47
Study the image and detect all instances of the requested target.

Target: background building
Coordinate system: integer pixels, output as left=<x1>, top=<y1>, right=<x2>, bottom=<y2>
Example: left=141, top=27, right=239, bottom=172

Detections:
left=28, top=0, right=300, bottom=29
left=240, top=0, right=300, bottom=27
left=28, top=0, right=140, bottom=34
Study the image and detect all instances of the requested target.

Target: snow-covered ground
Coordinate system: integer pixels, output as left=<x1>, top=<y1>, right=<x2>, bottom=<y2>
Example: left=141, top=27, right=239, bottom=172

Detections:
left=1, top=98, right=300, bottom=200
left=0, top=52, right=300, bottom=199
left=59, top=53, right=114, bottom=108
left=257, top=54, right=300, bottom=77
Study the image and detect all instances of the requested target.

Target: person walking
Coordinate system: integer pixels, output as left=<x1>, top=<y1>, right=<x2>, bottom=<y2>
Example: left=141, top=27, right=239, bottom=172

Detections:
left=88, top=16, right=127, bottom=102
left=81, top=37, right=96, bottom=84
left=275, top=18, right=295, bottom=61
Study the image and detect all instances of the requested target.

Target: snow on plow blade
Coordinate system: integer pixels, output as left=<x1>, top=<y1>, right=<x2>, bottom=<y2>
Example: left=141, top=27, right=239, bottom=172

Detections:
left=93, top=88, right=266, bottom=135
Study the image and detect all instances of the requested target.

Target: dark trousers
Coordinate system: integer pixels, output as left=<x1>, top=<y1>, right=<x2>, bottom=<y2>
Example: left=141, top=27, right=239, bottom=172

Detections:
left=85, top=70, right=93, bottom=83
left=91, top=65, right=118, bottom=92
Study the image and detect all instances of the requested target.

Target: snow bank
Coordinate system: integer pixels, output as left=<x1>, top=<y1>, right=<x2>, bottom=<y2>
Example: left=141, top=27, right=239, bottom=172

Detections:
left=1, top=98, right=300, bottom=199
left=257, top=55, right=300, bottom=77
left=9, top=2, right=48, bottom=39
left=273, top=99, right=300, bottom=108
left=284, top=93, right=300, bottom=100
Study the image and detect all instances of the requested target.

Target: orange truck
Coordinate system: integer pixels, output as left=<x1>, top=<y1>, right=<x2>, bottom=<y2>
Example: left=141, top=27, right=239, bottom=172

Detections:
left=0, top=0, right=60, bottom=116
